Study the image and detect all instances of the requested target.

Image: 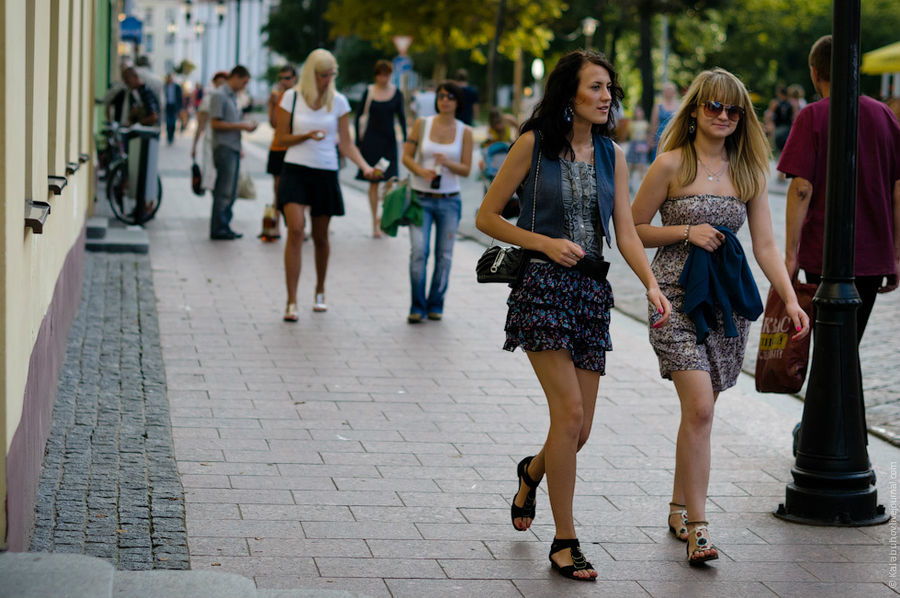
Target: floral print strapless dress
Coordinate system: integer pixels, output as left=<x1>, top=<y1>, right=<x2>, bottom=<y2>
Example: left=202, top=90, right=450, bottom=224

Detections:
left=648, top=194, right=750, bottom=392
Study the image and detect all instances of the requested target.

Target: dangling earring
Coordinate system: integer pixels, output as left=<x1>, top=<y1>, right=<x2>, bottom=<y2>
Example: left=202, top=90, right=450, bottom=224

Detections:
left=688, top=118, right=696, bottom=135
left=564, top=104, right=574, bottom=124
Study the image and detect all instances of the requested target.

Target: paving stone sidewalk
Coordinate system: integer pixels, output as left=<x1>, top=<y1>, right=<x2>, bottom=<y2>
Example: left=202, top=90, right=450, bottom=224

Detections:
left=142, top=132, right=898, bottom=597
left=30, top=254, right=188, bottom=571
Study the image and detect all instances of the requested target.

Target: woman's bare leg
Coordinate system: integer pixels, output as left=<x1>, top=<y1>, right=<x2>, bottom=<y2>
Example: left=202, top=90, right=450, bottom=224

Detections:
left=522, top=350, right=598, bottom=580
left=282, top=204, right=305, bottom=304
left=670, top=369, right=718, bottom=560
left=368, top=182, right=382, bottom=237
left=310, top=215, right=331, bottom=296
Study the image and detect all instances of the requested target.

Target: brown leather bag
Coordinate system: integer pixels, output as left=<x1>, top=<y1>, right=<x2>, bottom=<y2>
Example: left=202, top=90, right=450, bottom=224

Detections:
left=754, top=280, right=816, bottom=393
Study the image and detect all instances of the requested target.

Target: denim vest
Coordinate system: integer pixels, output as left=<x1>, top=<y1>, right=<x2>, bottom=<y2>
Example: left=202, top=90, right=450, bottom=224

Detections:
left=516, top=133, right=616, bottom=248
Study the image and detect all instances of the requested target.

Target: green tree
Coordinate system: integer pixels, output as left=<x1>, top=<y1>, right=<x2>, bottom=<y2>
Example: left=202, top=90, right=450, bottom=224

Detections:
left=323, top=0, right=562, bottom=85
left=261, top=0, right=332, bottom=65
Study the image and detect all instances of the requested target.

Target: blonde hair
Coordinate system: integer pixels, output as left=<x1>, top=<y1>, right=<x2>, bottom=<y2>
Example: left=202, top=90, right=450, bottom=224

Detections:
left=297, top=48, right=337, bottom=113
left=659, top=68, right=770, bottom=202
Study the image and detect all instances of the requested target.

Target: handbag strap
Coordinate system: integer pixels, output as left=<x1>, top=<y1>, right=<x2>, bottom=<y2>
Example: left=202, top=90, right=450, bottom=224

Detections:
left=289, top=89, right=297, bottom=135
left=530, top=133, right=542, bottom=233
left=486, top=132, right=541, bottom=250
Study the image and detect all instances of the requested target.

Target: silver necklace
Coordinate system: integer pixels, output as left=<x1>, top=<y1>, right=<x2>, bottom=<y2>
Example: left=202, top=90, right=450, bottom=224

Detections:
left=698, top=157, right=727, bottom=182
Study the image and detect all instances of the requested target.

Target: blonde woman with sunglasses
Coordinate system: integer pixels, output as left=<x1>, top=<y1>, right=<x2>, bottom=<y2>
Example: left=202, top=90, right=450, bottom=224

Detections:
left=631, top=69, right=810, bottom=565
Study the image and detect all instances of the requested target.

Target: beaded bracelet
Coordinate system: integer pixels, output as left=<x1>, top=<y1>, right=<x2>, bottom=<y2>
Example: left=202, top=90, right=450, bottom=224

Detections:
left=682, top=224, right=691, bottom=247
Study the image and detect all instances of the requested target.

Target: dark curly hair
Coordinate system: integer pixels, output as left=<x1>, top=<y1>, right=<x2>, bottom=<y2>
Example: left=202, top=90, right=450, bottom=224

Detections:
left=521, top=50, right=624, bottom=160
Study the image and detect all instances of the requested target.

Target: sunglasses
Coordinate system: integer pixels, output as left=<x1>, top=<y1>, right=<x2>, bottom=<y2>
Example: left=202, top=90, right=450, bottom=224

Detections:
left=279, top=75, right=295, bottom=80
left=702, top=100, right=745, bottom=121
left=437, top=92, right=456, bottom=100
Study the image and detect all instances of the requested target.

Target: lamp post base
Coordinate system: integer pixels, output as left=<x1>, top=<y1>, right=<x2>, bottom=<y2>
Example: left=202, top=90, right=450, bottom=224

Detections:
left=775, top=483, right=888, bottom=526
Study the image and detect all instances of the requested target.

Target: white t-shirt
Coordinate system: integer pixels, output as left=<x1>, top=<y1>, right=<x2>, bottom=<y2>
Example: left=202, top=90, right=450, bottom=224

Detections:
left=280, top=89, right=351, bottom=171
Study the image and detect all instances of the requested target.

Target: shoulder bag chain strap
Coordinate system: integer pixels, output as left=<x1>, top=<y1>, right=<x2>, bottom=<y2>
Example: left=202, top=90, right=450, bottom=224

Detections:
left=530, top=135, right=542, bottom=233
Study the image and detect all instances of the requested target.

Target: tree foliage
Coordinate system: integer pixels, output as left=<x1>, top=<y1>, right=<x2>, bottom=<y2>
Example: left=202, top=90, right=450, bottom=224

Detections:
left=262, top=0, right=900, bottom=116
left=261, top=0, right=332, bottom=65
left=323, top=0, right=562, bottom=81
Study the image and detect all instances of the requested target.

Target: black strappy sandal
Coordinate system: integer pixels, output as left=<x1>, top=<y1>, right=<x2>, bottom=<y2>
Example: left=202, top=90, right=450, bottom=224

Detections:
left=548, top=538, right=596, bottom=581
left=510, top=456, right=540, bottom=530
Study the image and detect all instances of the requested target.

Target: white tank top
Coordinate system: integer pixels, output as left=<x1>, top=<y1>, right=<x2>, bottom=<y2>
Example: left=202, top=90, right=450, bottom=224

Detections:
left=412, top=116, right=464, bottom=194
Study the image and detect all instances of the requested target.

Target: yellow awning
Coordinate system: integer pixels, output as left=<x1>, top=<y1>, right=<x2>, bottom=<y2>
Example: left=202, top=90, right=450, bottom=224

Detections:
left=862, top=41, right=900, bottom=75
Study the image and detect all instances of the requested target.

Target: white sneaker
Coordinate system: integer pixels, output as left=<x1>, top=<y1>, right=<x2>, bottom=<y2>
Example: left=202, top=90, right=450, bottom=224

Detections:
left=313, top=293, right=327, bottom=312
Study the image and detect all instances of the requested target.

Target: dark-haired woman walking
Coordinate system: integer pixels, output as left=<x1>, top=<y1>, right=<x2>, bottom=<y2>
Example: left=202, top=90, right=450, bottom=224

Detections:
left=476, top=51, right=671, bottom=581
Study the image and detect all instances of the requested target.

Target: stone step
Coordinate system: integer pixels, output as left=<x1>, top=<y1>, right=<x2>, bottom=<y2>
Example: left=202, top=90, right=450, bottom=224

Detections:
left=0, top=553, right=365, bottom=598
left=86, top=216, right=108, bottom=239
left=85, top=225, right=149, bottom=254
left=113, top=570, right=257, bottom=598
left=256, top=591, right=361, bottom=598
left=0, top=552, right=114, bottom=598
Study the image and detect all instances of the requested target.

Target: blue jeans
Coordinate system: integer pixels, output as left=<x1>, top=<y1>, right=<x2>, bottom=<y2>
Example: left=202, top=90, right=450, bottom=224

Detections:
left=165, top=105, right=179, bottom=144
left=408, top=194, right=462, bottom=316
left=211, top=146, right=240, bottom=236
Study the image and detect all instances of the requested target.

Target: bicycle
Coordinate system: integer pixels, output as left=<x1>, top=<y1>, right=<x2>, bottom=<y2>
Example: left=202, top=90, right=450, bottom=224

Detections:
left=99, top=122, right=163, bottom=225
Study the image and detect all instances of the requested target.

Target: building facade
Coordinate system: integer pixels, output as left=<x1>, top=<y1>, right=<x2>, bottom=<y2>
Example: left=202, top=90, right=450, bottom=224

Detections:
left=132, top=0, right=280, bottom=102
left=1, top=0, right=101, bottom=550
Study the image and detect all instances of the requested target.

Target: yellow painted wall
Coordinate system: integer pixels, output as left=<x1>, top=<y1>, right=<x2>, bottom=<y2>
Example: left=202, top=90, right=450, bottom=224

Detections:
left=1, top=0, right=94, bottom=546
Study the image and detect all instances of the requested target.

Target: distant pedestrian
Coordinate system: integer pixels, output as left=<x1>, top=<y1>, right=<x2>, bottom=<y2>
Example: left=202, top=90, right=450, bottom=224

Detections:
left=401, top=81, right=472, bottom=323
left=163, top=73, right=183, bottom=144
left=208, top=65, right=258, bottom=240
left=477, top=108, right=518, bottom=172
left=632, top=67, right=810, bottom=566
left=273, top=49, right=376, bottom=321
left=765, top=85, right=795, bottom=155
left=625, top=105, right=650, bottom=191
left=135, top=55, right=164, bottom=110
left=779, top=34, right=900, bottom=345
left=267, top=64, right=298, bottom=200
left=476, top=50, right=671, bottom=581
left=355, top=59, right=407, bottom=237
left=787, top=83, right=806, bottom=111
left=191, top=71, right=228, bottom=193
left=453, top=68, right=479, bottom=125
left=412, top=82, right=437, bottom=118
left=121, top=66, right=160, bottom=127
left=649, top=81, right=679, bottom=160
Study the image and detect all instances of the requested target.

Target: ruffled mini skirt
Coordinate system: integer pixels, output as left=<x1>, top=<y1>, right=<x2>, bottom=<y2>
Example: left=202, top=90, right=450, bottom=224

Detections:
left=504, top=261, right=614, bottom=373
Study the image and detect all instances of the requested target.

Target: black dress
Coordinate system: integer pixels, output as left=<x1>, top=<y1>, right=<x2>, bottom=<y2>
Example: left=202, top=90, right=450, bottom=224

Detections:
left=355, top=87, right=406, bottom=181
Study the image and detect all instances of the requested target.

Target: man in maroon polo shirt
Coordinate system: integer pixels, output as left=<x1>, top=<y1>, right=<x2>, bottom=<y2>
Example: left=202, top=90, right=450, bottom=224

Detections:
left=778, top=34, right=900, bottom=343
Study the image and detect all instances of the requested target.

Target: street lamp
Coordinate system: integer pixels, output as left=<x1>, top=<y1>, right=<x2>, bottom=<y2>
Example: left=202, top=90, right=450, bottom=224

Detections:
left=216, top=0, right=226, bottom=24
left=531, top=58, right=544, bottom=101
left=774, top=0, right=888, bottom=528
left=582, top=17, right=598, bottom=51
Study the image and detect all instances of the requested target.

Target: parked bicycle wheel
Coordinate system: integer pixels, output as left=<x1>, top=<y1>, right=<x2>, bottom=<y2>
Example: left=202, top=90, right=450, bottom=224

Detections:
left=106, top=161, right=163, bottom=225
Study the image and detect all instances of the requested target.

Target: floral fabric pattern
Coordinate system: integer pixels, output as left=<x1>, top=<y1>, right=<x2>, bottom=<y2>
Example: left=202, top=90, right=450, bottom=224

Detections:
left=504, top=261, right=614, bottom=373
left=648, top=194, right=751, bottom=392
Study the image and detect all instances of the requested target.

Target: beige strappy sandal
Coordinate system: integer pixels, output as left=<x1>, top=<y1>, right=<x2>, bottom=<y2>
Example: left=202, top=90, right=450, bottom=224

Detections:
left=667, top=502, right=688, bottom=541
left=686, top=520, right=719, bottom=565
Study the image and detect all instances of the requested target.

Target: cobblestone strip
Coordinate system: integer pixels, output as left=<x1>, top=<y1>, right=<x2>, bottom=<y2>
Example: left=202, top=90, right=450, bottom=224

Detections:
left=29, top=253, right=188, bottom=570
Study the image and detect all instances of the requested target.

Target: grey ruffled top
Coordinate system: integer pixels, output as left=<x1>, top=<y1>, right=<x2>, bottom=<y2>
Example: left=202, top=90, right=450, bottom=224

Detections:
left=561, top=158, right=602, bottom=261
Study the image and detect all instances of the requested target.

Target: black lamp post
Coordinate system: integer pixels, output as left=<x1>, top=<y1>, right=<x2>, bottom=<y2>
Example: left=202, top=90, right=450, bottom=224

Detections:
left=774, top=0, right=888, bottom=527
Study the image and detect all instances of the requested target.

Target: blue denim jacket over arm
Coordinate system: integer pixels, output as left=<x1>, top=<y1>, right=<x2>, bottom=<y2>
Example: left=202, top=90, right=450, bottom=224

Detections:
left=678, top=226, right=764, bottom=343
left=515, top=132, right=616, bottom=248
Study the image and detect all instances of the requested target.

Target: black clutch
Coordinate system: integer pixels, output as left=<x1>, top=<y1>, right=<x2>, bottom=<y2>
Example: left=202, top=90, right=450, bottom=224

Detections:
left=476, top=245, right=525, bottom=285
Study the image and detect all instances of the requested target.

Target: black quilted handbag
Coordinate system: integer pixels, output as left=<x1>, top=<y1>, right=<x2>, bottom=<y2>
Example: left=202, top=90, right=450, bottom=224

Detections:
left=476, top=246, right=525, bottom=284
